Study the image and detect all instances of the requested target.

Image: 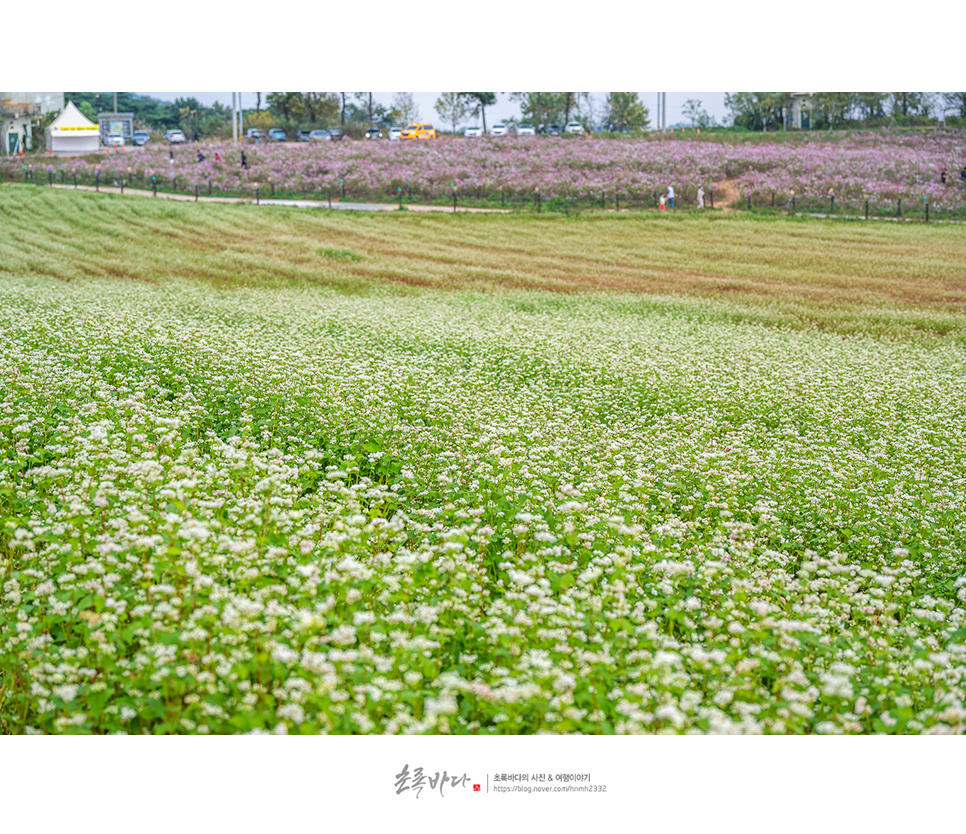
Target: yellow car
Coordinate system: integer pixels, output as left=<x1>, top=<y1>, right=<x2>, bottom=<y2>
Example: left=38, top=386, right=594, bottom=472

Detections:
left=400, top=123, right=437, bottom=140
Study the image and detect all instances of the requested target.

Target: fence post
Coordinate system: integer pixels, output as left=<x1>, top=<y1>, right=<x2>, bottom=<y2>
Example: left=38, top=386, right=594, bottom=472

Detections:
left=616, top=193, right=620, bottom=212
left=501, top=187, right=505, bottom=208
left=792, top=195, right=795, bottom=209
left=897, top=198, right=901, bottom=217
left=60, top=170, right=65, bottom=184
left=195, top=184, right=198, bottom=202
left=271, top=181, right=275, bottom=198
left=747, top=194, right=751, bottom=210
left=95, top=170, right=100, bottom=192
left=341, top=178, right=345, bottom=198
left=709, top=189, right=714, bottom=210
left=830, top=195, right=834, bottom=212
left=120, top=177, right=124, bottom=195
left=73, top=173, right=77, bottom=189
left=536, top=191, right=541, bottom=212
left=48, top=170, right=52, bottom=186
left=925, top=201, right=929, bottom=222
left=865, top=200, right=869, bottom=219
left=771, top=192, right=775, bottom=207
left=328, top=191, right=332, bottom=209
left=208, top=178, right=212, bottom=197
left=255, top=183, right=260, bottom=205
left=152, top=176, right=157, bottom=197
left=398, top=187, right=402, bottom=209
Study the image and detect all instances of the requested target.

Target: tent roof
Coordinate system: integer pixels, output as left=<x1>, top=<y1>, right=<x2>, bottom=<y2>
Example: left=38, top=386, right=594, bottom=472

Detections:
left=48, top=101, right=95, bottom=130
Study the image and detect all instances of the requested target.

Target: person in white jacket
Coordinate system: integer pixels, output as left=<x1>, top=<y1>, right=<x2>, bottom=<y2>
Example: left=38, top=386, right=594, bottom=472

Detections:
left=696, top=185, right=705, bottom=209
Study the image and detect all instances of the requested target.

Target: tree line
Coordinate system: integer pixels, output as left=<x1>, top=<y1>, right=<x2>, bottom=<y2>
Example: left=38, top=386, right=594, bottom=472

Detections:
left=726, top=92, right=966, bottom=131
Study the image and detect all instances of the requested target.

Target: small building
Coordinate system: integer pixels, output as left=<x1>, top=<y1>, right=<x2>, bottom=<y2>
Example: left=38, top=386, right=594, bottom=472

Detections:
left=97, top=111, right=134, bottom=144
left=1, top=91, right=64, bottom=154
left=788, top=93, right=815, bottom=130
left=46, top=101, right=101, bottom=156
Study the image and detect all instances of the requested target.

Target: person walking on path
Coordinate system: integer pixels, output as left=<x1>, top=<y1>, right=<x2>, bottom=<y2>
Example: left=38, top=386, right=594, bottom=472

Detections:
left=658, top=194, right=667, bottom=211
left=666, top=184, right=675, bottom=209
left=241, top=151, right=248, bottom=169
left=214, top=152, right=221, bottom=162
left=696, top=185, right=705, bottom=209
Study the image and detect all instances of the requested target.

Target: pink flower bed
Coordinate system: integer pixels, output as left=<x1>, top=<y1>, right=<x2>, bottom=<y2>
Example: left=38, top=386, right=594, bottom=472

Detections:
left=6, top=132, right=966, bottom=208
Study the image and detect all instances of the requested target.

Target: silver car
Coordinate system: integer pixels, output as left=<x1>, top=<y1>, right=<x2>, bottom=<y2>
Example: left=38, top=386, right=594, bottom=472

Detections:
left=517, top=123, right=535, bottom=136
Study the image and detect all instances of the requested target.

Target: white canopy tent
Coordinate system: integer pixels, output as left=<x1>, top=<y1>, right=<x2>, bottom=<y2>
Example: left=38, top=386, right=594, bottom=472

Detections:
left=46, top=101, right=100, bottom=156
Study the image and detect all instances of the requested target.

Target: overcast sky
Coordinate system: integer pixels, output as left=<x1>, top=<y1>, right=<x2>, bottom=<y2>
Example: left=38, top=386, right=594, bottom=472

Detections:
left=139, top=92, right=730, bottom=126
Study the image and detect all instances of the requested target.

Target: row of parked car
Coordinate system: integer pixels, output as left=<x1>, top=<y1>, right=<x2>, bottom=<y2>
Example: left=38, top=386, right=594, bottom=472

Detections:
left=132, top=120, right=588, bottom=148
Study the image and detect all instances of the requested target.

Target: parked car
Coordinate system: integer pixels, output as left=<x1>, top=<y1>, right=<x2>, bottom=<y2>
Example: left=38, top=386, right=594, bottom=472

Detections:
left=400, top=123, right=436, bottom=140
left=463, top=126, right=483, bottom=138
left=308, top=129, right=331, bottom=142
left=490, top=123, right=509, bottom=136
left=364, top=126, right=383, bottom=140
left=295, top=130, right=312, bottom=141
left=104, top=133, right=125, bottom=147
left=165, top=129, right=187, bottom=144
left=268, top=128, right=287, bottom=142
left=132, top=130, right=150, bottom=146
left=245, top=128, right=265, bottom=143
left=564, top=121, right=584, bottom=135
left=328, top=128, right=345, bottom=141
left=539, top=123, right=563, bottom=136
left=388, top=127, right=402, bottom=141
left=517, top=123, right=536, bottom=136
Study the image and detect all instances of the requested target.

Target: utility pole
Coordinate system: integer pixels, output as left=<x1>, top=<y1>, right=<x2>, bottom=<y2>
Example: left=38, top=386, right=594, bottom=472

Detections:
left=368, top=92, right=373, bottom=125
left=113, top=92, right=118, bottom=114
left=656, top=93, right=660, bottom=131
left=238, top=93, right=243, bottom=138
left=232, top=92, right=238, bottom=142
left=662, top=92, right=666, bottom=131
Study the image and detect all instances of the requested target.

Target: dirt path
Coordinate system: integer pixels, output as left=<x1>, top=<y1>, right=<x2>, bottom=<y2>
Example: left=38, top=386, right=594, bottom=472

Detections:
left=41, top=183, right=509, bottom=212
left=711, top=178, right=741, bottom=211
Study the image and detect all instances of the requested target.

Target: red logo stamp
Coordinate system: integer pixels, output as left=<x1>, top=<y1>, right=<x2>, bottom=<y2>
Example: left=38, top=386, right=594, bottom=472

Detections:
left=473, top=784, right=481, bottom=792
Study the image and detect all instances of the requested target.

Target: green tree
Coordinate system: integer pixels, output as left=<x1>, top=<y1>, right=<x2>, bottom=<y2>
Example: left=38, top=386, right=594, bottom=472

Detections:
left=889, top=92, right=933, bottom=118
left=725, top=92, right=789, bottom=131
left=78, top=101, right=97, bottom=122
left=605, top=92, right=649, bottom=131
left=435, top=92, right=469, bottom=132
left=389, top=93, right=420, bottom=126
left=682, top=98, right=703, bottom=127
left=812, top=92, right=857, bottom=130
left=266, top=92, right=305, bottom=122
left=457, top=92, right=497, bottom=132
left=943, top=92, right=966, bottom=119
left=856, top=92, right=888, bottom=121
left=510, top=92, right=571, bottom=125
left=302, top=93, right=340, bottom=125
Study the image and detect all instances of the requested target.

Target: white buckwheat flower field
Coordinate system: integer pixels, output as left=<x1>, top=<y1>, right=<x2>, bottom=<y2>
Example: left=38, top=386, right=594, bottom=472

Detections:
left=1, top=187, right=965, bottom=734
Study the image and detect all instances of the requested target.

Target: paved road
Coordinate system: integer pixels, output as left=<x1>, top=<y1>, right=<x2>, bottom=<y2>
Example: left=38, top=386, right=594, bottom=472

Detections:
left=257, top=199, right=396, bottom=211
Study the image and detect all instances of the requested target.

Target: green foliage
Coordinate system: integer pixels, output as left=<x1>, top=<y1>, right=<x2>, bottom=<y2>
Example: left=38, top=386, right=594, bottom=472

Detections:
left=724, top=92, right=790, bottom=131
left=457, top=93, right=497, bottom=131
left=435, top=93, right=469, bottom=132
left=605, top=92, right=650, bottom=131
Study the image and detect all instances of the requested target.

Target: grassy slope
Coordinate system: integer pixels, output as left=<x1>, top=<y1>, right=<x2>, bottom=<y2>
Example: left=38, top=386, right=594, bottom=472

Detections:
left=2, top=184, right=966, bottom=342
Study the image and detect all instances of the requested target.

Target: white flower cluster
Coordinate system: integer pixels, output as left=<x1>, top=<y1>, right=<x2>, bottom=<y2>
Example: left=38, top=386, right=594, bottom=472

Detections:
left=0, top=273, right=964, bottom=735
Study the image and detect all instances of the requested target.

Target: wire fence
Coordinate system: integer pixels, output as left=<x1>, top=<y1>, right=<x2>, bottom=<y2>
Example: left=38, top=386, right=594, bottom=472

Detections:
left=6, top=164, right=966, bottom=223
